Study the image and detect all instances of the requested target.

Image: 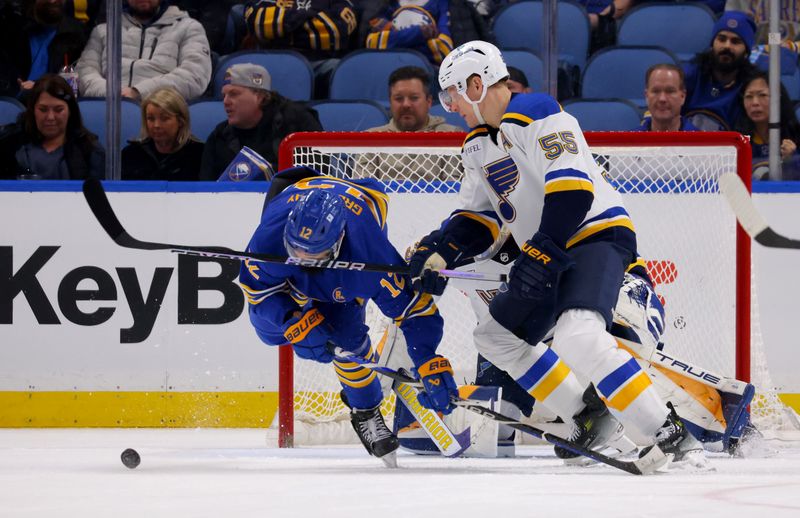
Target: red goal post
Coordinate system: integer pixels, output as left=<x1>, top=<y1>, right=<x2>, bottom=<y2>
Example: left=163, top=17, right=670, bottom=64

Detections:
left=276, top=131, right=753, bottom=448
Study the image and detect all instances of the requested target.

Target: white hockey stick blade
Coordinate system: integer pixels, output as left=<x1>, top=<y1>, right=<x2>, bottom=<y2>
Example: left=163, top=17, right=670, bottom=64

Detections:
left=719, top=172, right=800, bottom=249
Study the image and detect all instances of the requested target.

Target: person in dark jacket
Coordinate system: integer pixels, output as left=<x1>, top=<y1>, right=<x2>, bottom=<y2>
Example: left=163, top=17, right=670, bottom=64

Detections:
left=0, top=0, right=88, bottom=98
left=0, top=73, right=104, bottom=179
left=199, top=63, right=322, bottom=181
left=121, top=87, right=204, bottom=180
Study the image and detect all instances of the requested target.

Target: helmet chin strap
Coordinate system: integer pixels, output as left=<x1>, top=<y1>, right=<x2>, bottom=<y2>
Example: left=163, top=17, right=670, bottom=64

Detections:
left=461, top=83, right=488, bottom=126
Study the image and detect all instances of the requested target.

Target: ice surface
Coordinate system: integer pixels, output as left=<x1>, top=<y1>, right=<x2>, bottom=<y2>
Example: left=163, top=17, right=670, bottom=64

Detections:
left=1, top=429, right=799, bottom=518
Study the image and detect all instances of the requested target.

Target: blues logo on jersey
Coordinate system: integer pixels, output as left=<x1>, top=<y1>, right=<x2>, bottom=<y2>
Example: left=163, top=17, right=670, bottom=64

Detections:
left=482, top=156, right=519, bottom=222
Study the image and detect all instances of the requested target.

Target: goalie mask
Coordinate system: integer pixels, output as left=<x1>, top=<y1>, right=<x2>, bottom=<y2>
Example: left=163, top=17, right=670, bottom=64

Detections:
left=284, top=190, right=347, bottom=261
left=438, top=40, right=509, bottom=114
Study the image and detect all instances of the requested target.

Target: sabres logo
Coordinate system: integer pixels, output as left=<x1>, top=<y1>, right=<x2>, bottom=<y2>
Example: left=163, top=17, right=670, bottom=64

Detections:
left=332, top=287, right=346, bottom=302
left=483, top=155, right=519, bottom=222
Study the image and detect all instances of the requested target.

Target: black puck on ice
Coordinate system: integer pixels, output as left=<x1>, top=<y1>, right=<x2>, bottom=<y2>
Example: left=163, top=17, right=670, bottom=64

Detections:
left=121, top=448, right=141, bottom=469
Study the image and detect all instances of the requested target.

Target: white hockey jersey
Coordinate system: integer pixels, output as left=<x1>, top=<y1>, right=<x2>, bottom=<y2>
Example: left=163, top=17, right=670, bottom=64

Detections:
left=458, top=93, right=636, bottom=251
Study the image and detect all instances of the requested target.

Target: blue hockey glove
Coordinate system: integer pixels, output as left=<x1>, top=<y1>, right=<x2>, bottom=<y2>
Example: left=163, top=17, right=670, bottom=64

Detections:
left=282, top=307, right=333, bottom=363
left=508, top=232, right=574, bottom=300
left=408, top=231, right=465, bottom=295
left=415, top=356, right=458, bottom=415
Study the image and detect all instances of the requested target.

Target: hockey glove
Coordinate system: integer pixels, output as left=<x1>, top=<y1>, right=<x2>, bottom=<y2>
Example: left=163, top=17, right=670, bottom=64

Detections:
left=282, top=307, right=333, bottom=363
left=408, top=230, right=465, bottom=295
left=415, top=356, right=458, bottom=415
left=508, top=232, right=574, bottom=301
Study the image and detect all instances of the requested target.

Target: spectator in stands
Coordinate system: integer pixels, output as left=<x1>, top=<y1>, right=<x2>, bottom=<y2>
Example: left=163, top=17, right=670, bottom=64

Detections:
left=506, top=66, right=532, bottom=94
left=725, top=0, right=800, bottom=46
left=121, top=87, right=204, bottom=181
left=734, top=70, right=800, bottom=180
left=0, top=0, right=88, bottom=98
left=633, top=64, right=699, bottom=132
left=199, top=63, right=321, bottom=181
left=358, top=66, right=461, bottom=180
left=683, top=11, right=757, bottom=131
left=0, top=74, right=104, bottom=179
left=76, top=0, right=212, bottom=102
left=242, top=1, right=358, bottom=98
left=365, top=0, right=453, bottom=66
left=173, top=0, right=241, bottom=54
left=367, top=66, right=461, bottom=132
left=63, top=0, right=102, bottom=28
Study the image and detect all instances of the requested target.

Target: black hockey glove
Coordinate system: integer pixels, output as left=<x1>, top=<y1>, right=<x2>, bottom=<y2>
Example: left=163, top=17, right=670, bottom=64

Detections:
left=408, top=230, right=465, bottom=295
left=508, top=232, right=574, bottom=301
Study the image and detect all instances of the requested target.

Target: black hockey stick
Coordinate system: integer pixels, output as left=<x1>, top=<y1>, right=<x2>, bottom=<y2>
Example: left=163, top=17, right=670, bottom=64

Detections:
left=719, top=172, right=800, bottom=249
left=331, top=348, right=668, bottom=475
left=82, top=179, right=506, bottom=281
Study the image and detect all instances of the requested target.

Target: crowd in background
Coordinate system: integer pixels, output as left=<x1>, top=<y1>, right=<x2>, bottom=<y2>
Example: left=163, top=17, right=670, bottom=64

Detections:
left=2, top=0, right=800, bottom=180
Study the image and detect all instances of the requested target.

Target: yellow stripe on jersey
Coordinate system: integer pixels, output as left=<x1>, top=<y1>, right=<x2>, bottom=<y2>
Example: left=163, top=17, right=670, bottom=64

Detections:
left=333, top=361, right=376, bottom=388
left=239, top=281, right=287, bottom=305
left=529, top=360, right=571, bottom=402
left=262, top=7, right=277, bottom=40
left=310, top=18, right=331, bottom=50
left=318, top=12, right=340, bottom=49
left=501, top=112, right=535, bottom=126
left=395, top=292, right=438, bottom=324
left=452, top=211, right=501, bottom=241
left=604, top=371, right=652, bottom=412
left=626, top=257, right=648, bottom=273
left=462, top=127, right=489, bottom=147
left=566, top=217, right=636, bottom=249
left=544, top=178, right=594, bottom=195
left=73, top=0, right=89, bottom=22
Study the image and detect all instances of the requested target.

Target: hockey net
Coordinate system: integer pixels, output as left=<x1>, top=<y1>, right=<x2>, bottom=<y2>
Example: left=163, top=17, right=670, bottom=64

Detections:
left=276, top=131, right=798, bottom=447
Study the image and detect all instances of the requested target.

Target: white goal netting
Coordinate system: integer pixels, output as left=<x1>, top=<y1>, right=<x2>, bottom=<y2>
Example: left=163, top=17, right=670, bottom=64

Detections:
left=278, top=131, right=798, bottom=446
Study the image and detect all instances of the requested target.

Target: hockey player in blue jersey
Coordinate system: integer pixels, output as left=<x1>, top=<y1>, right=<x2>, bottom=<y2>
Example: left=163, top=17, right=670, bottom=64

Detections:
left=409, top=40, right=708, bottom=468
left=239, top=168, right=457, bottom=466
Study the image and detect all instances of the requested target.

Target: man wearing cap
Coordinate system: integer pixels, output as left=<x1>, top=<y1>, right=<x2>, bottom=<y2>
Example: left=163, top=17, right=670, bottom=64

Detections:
left=199, top=62, right=322, bottom=181
left=682, top=10, right=757, bottom=131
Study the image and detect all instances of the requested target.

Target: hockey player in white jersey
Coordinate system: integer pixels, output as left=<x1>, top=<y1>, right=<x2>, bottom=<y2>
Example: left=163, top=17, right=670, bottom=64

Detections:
left=408, top=40, right=707, bottom=466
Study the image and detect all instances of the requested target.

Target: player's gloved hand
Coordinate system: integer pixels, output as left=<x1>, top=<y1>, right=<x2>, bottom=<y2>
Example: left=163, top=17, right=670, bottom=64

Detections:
left=408, top=230, right=464, bottom=295
left=415, top=356, right=458, bottom=415
left=282, top=307, right=333, bottom=363
left=508, top=232, right=574, bottom=300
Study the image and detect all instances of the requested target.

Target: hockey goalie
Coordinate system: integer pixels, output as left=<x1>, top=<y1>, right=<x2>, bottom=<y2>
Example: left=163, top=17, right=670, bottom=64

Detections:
left=378, top=228, right=756, bottom=461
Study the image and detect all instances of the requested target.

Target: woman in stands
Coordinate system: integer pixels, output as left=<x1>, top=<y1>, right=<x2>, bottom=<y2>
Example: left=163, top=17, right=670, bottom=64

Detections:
left=0, top=74, right=104, bottom=179
left=121, top=87, right=204, bottom=181
left=735, top=70, right=800, bottom=180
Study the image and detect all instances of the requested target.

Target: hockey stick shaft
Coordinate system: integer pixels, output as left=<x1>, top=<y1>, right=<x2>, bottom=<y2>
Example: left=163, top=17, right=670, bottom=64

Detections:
left=81, top=179, right=507, bottom=281
left=719, top=172, right=800, bottom=249
left=331, top=348, right=666, bottom=475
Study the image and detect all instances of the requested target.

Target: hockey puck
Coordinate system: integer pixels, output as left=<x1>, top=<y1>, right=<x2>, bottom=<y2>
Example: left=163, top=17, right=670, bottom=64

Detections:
left=120, top=448, right=141, bottom=469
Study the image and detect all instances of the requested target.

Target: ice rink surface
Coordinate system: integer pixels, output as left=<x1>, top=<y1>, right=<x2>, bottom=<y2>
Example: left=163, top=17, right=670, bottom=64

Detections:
left=1, top=428, right=799, bottom=518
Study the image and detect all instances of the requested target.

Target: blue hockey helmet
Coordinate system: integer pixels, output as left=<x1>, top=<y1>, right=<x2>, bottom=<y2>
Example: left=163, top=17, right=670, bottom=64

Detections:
left=284, top=189, right=347, bottom=260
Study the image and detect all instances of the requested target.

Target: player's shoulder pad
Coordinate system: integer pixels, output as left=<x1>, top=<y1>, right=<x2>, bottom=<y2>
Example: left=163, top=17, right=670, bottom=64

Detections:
left=501, top=93, right=562, bottom=128
left=462, top=124, right=491, bottom=148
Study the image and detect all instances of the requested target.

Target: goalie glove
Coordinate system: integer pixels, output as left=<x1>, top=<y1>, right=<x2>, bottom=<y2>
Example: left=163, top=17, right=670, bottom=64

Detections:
left=282, top=307, right=333, bottom=363
left=415, top=356, right=458, bottom=415
left=408, top=230, right=466, bottom=295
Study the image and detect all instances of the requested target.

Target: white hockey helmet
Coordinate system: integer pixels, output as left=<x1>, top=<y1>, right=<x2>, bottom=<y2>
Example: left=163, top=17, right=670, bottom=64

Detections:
left=438, top=40, right=509, bottom=112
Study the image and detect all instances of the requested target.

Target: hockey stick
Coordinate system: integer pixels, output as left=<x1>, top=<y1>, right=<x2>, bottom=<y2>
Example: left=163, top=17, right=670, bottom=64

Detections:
left=81, top=179, right=507, bottom=281
left=331, top=348, right=668, bottom=475
left=719, top=172, right=800, bottom=249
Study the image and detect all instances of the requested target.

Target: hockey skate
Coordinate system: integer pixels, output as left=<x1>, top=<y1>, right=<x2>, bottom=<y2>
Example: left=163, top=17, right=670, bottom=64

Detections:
left=350, top=405, right=400, bottom=468
left=639, top=402, right=708, bottom=470
left=554, top=386, right=636, bottom=465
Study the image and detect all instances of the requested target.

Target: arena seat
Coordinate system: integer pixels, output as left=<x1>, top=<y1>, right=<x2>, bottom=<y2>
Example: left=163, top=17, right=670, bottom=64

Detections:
left=617, top=2, right=716, bottom=63
left=77, top=98, right=142, bottom=148
left=188, top=100, right=226, bottom=141
left=501, top=49, right=544, bottom=92
left=492, top=0, right=590, bottom=70
left=213, top=50, right=314, bottom=101
left=562, top=98, right=642, bottom=131
left=581, top=46, right=680, bottom=107
left=0, top=96, right=24, bottom=125
left=308, top=100, right=389, bottom=131
left=328, top=49, right=434, bottom=102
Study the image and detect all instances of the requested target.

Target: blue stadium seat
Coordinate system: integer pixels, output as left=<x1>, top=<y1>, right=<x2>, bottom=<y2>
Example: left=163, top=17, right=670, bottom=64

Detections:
left=501, top=49, right=544, bottom=92
left=77, top=98, right=142, bottom=148
left=188, top=100, right=226, bottom=141
left=329, top=49, right=434, bottom=102
left=754, top=47, right=800, bottom=100
left=429, top=104, right=469, bottom=131
left=309, top=100, right=389, bottom=131
left=562, top=98, right=642, bottom=131
left=0, top=96, right=24, bottom=125
left=617, top=3, right=716, bottom=63
left=492, top=0, right=590, bottom=70
left=581, top=46, right=680, bottom=107
left=213, top=50, right=314, bottom=101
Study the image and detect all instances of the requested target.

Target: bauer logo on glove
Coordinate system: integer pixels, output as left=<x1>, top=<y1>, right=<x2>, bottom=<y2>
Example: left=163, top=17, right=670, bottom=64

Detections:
left=520, top=242, right=552, bottom=264
left=283, top=308, right=325, bottom=344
